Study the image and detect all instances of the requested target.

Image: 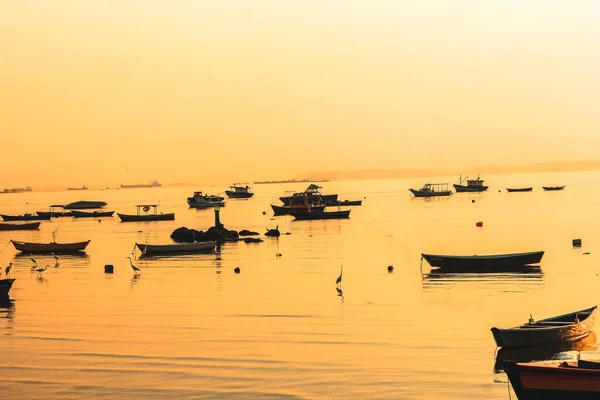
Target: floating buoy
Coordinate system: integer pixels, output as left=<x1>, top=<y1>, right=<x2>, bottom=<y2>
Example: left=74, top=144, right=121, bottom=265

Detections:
left=472, top=199, right=475, bottom=203
left=387, top=265, right=394, bottom=272
left=234, top=267, right=240, bottom=273
left=573, top=239, right=582, bottom=247
left=476, top=221, right=483, bottom=227
left=104, top=264, right=114, bottom=274
left=262, top=211, right=266, bottom=215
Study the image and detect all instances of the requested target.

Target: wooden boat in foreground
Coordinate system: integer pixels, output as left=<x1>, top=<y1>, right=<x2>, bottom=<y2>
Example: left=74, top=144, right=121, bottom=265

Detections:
left=507, top=187, right=533, bottom=192
left=290, top=209, right=351, bottom=220
left=11, top=239, right=91, bottom=253
left=421, top=251, right=544, bottom=273
left=491, top=306, right=597, bottom=349
left=0, top=278, right=15, bottom=296
left=0, top=221, right=41, bottom=231
left=136, top=241, right=217, bottom=255
left=409, top=183, right=452, bottom=197
left=1, top=213, right=51, bottom=221
left=71, top=210, right=115, bottom=218
left=543, top=186, right=565, bottom=191
left=118, top=204, right=175, bottom=222
left=504, top=360, right=600, bottom=399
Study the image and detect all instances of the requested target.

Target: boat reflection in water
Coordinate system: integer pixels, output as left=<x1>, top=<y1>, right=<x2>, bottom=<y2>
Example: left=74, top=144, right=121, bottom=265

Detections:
left=421, top=269, right=543, bottom=291
left=494, top=331, right=598, bottom=373
left=0, top=295, right=16, bottom=331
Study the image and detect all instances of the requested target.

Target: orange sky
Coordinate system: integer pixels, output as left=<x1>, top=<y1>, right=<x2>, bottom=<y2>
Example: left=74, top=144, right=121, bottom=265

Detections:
left=1, top=1, right=600, bottom=189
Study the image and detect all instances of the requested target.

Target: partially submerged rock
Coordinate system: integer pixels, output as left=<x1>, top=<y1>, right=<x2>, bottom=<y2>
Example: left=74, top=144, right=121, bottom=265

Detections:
left=239, top=230, right=260, bottom=236
left=265, top=225, right=280, bottom=237
left=244, top=237, right=263, bottom=243
left=170, top=226, right=240, bottom=243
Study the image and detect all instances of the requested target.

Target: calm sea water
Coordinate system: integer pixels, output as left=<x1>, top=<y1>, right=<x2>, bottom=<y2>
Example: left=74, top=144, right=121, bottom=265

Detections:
left=1, top=171, right=600, bottom=399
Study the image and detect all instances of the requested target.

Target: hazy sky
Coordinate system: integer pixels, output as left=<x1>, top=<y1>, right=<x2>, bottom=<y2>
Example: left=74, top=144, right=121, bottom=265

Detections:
left=1, top=1, right=599, bottom=188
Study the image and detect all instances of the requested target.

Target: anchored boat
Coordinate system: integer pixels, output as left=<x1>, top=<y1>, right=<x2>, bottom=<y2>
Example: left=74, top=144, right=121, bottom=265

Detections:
left=118, top=204, right=175, bottom=222
left=409, top=183, right=452, bottom=197
left=453, top=175, right=488, bottom=192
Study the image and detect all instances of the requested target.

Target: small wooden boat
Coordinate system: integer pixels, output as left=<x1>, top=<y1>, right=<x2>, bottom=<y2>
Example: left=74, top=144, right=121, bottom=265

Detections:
left=507, top=187, right=533, bottom=192
left=63, top=200, right=108, bottom=210
left=453, top=175, right=488, bottom=192
left=187, top=191, right=225, bottom=208
left=336, top=200, right=362, bottom=206
left=225, top=184, right=254, bottom=198
left=71, top=210, right=115, bottom=218
left=136, top=241, right=217, bottom=255
left=504, top=360, right=600, bottom=399
left=279, top=184, right=337, bottom=206
left=0, top=278, right=15, bottom=296
left=421, top=251, right=544, bottom=273
left=0, top=221, right=41, bottom=231
left=36, top=205, right=74, bottom=218
left=491, top=306, right=597, bottom=349
left=409, top=183, right=452, bottom=197
left=11, top=239, right=91, bottom=253
left=291, top=209, right=351, bottom=220
left=543, top=186, right=565, bottom=191
left=118, top=204, right=175, bottom=222
left=271, top=204, right=326, bottom=216
left=1, top=213, right=51, bottom=221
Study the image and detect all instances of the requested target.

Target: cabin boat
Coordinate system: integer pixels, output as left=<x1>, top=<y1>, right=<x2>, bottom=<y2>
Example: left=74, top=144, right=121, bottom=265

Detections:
left=136, top=241, right=217, bottom=255
left=272, top=191, right=326, bottom=216
left=118, top=204, right=175, bottom=222
left=453, top=175, right=488, bottom=192
left=0, top=222, right=41, bottom=231
left=421, top=251, right=544, bottom=273
left=290, top=209, right=351, bottom=220
left=409, top=183, right=452, bottom=197
left=491, top=306, right=597, bottom=349
left=543, top=186, right=565, bottom=191
left=71, top=210, right=115, bottom=218
left=187, top=191, right=225, bottom=208
left=1, top=213, right=51, bottom=221
left=504, top=360, right=600, bottom=399
left=225, top=184, right=254, bottom=199
left=11, top=239, right=91, bottom=253
left=36, top=205, right=74, bottom=218
left=279, top=184, right=338, bottom=206
left=507, top=187, right=533, bottom=192
left=63, top=200, right=108, bottom=209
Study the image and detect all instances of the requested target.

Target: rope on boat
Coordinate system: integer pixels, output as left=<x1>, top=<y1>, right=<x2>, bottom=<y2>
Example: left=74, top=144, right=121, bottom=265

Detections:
left=0, top=240, right=11, bottom=254
left=507, top=378, right=512, bottom=399
left=419, top=255, right=424, bottom=276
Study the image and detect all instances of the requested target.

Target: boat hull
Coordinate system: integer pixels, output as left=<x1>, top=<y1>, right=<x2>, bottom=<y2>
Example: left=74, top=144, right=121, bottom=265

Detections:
left=0, top=222, right=41, bottom=231
left=118, top=213, right=175, bottom=222
left=291, top=210, right=351, bottom=220
left=543, top=186, right=565, bottom=191
left=280, top=194, right=338, bottom=206
left=11, top=240, right=91, bottom=253
left=504, top=361, right=600, bottom=399
left=453, top=184, right=489, bottom=192
left=71, top=210, right=115, bottom=218
left=64, top=201, right=108, bottom=209
left=136, top=241, right=217, bottom=255
left=491, top=306, right=597, bottom=348
left=421, top=251, right=544, bottom=273
left=271, top=204, right=326, bottom=216
left=507, top=188, right=533, bottom=192
left=225, top=191, right=254, bottom=198
left=36, top=211, right=74, bottom=218
left=187, top=200, right=225, bottom=208
left=409, top=189, right=452, bottom=197
left=1, top=214, right=51, bottom=221
left=0, top=279, right=15, bottom=296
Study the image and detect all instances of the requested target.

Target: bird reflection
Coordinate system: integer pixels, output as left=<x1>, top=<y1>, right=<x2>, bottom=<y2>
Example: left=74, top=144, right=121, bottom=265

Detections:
left=336, top=287, right=344, bottom=303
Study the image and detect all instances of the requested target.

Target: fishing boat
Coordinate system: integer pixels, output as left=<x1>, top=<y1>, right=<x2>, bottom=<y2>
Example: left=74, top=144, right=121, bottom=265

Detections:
left=453, top=175, right=488, bottom=192
left=504, top=360, right=600, bottom=399
left=225, top=184, right=254, bottom=198
left=120, top=180, right=162, bottom=189
left=421, top=251, right=544, bottom=273
left=11, top=239, right=91, bottom=253
left=36, top=205, right=74, bottom=218
left=507, top=187, right=533, bottom=192
left=0, top=278, right=15, bottom=296
left=187, top=191, right=225, bottom=208
left=272, top=190, right=326, bottom=216
left=543, top=186, right=565, bottom=191
left=1, top=213, right=51, bottom=221
left=491, top=306, right=597, bottom=349
left=118, top=204, right=175, bottom=222
left=71, top=210, right=115, bottom=218
left=409, top=183, right=452, bottom=197
left=279, top=184, right=338, bottom=206
left=63, top=200, right=108, bottom=209
left=136, top=241, right=217, bottom=255
left=0, top=222, right=41, bottom=231
left=271, top=203, right=326, bottom=216
left=290, top=209, right=351, bottom=220
left=67, top=185, right=88, bottom=191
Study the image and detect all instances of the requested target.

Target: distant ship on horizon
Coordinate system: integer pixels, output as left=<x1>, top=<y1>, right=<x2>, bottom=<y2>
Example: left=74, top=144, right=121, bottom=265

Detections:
left=3, top=186, right=32, bottom=193
left=68, top=185, right=88, bottom=191
left=120, top=180, right=162, bottom=189
left=254, top=178, right=330, bottom=185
